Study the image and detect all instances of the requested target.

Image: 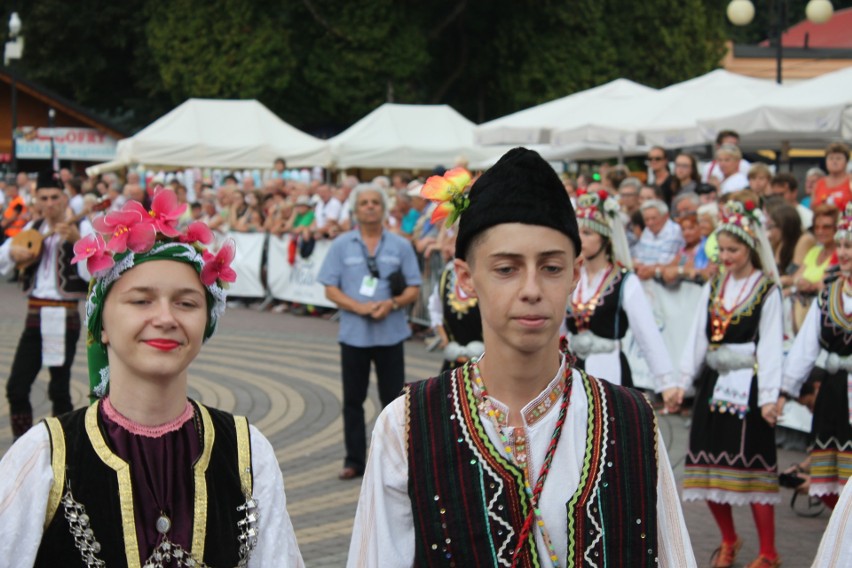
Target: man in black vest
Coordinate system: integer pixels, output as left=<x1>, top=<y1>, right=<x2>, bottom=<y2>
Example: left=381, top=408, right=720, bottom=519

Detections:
left=0, top=170, right=92, bottom=438
left=347, top=148, right=696, bottom=567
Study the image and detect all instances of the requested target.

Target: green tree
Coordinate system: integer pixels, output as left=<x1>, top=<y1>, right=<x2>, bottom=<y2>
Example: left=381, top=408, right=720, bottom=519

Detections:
left=455, top=0, right=617, bottom=122
left=602, top=0, right=727, bottom=88
left=5, top=0, right=734, bottom=134
left=270, top=0, right=430, bottom=130
left=145, top=0, right=295, bottom=104
left=6, top=0, right=166, bottom=131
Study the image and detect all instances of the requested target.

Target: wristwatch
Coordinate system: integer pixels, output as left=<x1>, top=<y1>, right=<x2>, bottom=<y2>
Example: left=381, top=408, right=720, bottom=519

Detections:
left=654, top=266, right=662, bottom=279
left=677, top=266, right=685, bottom=277
left=391, top=298, right=400, bottom=311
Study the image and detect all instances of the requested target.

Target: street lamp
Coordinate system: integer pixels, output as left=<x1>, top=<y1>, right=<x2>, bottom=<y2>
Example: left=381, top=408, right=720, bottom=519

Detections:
left=727, top=0, right=834, bottom=84
left=4, top=12, right=24, bottom=173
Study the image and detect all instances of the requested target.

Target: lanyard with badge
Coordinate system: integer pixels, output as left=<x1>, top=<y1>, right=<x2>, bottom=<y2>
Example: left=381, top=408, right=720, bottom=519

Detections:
left=358, top=240, right=381, bottom=298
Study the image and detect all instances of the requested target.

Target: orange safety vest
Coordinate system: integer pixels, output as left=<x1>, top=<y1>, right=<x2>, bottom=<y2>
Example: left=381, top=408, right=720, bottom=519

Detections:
left=3, top=195, right=27, bottom=237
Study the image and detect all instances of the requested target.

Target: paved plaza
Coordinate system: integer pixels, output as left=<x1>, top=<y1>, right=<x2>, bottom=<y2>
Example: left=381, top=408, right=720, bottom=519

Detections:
left=0, top=280, right=833, bottom=567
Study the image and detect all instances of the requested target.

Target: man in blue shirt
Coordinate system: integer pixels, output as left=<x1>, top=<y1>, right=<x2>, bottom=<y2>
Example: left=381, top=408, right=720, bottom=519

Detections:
left=318, top=184, right=421, bottom=480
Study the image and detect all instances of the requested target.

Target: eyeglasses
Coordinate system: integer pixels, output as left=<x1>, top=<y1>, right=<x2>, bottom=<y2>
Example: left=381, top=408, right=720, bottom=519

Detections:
left=647, top=156, right=666, bottom=162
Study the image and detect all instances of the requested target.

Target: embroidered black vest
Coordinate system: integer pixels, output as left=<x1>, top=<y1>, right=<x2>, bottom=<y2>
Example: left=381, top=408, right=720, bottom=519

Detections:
left=817, top=280, right=852, bottom=356
left=407, top=365, right=659, bottom=567
left=21, top=218, right=88, bottom=299
left=566, top=267, right=629, bottom=339
left=705, top=273, right=776, bottom=346
left=439, top=264, right=482, bottom=346
left=35, top=401, right=253, bottom=567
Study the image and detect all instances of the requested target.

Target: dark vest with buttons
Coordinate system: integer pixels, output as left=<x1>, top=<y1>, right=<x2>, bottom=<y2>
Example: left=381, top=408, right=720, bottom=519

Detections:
left=21, top=218, right=88, bottom=299
left=34, top=401, right=251, bottom=567
left=406, top=364, right=659, bottom=567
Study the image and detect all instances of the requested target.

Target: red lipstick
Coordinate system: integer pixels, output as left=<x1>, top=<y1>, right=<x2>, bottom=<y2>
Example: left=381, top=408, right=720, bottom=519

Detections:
left=144, top=339, right=181, bottom=351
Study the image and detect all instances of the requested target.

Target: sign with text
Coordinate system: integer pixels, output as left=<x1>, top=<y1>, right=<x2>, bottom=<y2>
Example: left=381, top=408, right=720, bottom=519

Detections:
left=267, top=235, right=336, bottom=308
left=15, top=127, right=118, bottom=161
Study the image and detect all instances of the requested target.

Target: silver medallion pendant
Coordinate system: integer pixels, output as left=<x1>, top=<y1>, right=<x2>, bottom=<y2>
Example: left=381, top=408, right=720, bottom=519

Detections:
left=156, top=514, right=172, bottom=535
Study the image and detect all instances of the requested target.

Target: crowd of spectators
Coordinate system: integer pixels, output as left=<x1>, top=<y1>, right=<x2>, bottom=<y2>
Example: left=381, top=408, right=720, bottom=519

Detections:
left=1, top=136, right=850, bottom=336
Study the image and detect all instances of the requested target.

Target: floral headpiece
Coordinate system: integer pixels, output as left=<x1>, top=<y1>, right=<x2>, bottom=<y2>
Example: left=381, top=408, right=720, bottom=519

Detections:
left=836, top=202, right=852, bottom=243
left=574, top=188, right=620, bottom=238
left=715, top=199, right=763, bottom=250
left=420, top=167, right=473, bottom=227
left=72, top=187, right=237, bottom=398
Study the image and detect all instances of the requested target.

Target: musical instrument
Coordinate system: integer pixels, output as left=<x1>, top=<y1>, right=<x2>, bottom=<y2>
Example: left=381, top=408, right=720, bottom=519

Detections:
left=10, top=229, right=44, bottom=270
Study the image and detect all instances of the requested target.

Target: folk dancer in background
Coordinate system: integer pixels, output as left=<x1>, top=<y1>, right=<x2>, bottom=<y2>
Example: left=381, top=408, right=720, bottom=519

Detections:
left=668, top=196, right=784, bottom=568
left=566, top=188, right=673, bottom=390
left=0, top=170, right=92, bottom=439
left=427, top=224, right=483, bottom=373
left=781, top=202, right=852, bottom=511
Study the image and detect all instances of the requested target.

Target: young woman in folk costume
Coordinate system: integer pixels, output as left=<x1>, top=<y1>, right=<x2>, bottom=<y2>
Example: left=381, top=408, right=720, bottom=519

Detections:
left=669, top=196, right=784, bottom=568
left=0, top=188, right=303, bottom=567
left=565, top=188, right=674, bottom=391
left=781, top=202, right=852, bottom=511
left=426, top=221, right=484, bottom=373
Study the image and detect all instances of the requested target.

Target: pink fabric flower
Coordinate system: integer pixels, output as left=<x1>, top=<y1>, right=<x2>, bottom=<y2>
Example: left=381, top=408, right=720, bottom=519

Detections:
left=180, top=221, right=214, bottom=245
left=200, top=240, right=237, bottom=286
left=92, top=208, right=156, bottom=254
left=71, top=233, right=115, bottom=274
left=148, top=189, right=187, bottom=237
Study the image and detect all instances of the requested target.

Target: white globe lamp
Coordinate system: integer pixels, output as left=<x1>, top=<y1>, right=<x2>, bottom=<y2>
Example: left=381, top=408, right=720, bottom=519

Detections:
left=806, top=0, right=834, bottom=24
left=727, top=0, right=756, bottom=26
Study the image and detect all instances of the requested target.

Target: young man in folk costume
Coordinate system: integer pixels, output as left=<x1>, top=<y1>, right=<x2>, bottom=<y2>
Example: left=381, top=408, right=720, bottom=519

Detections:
left=669, top=195, right=784, bottom=568
left=566, top=188, right=674, bottom=390
left=0, top=170, right=94, bottom=439
left=0, top=188, right=303, bottom=567
left=347, top=148, right=695, bottom=567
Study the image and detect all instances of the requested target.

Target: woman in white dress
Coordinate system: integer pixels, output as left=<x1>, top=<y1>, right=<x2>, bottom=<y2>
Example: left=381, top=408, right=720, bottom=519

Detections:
left=669, top=196, right=784, bottom=568
left=781, top=202, right=852, bottom=510
left=565, top=188, right=674, bottom=391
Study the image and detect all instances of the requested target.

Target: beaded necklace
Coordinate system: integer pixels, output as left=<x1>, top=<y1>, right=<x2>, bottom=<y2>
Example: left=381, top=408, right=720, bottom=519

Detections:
left=709, top=270, right=759, bottom=342
left=471, top=361, right=573, bottom=567
left=571, top=265, right=614, bottom=332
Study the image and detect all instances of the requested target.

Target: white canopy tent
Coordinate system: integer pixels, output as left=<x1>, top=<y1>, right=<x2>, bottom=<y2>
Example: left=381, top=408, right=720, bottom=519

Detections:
left=538, top=142, right=650, bottom=163
left=698, top=66, right=852, bottom=148
left=551, top=70, right=784, bottom=149
left=329, top=103, right=505, bottom=170
left=86, top=98, right=329, bottom=175
left=474, top=79, right=656, bottom=146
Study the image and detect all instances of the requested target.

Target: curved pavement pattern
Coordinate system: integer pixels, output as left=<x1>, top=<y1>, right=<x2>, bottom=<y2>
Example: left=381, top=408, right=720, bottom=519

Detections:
left=0, top=281, right=828, bottom=567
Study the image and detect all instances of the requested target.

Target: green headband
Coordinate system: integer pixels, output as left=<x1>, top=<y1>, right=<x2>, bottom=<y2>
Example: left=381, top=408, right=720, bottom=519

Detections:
left=85, top=242, right=227, bottom=398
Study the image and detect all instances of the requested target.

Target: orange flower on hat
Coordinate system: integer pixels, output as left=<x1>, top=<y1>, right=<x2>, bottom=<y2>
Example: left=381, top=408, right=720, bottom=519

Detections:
left=421, top=167, right=472, bottom=226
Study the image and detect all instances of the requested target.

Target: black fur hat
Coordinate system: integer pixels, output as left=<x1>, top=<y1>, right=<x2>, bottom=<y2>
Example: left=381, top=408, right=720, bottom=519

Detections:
left=35, top=169, right=60, bottom=190
left=455, top=147, right=580, bottom=260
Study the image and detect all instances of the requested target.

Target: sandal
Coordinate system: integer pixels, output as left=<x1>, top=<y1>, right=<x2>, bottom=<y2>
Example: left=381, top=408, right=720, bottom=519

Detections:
left=709, top=538, right=742, bottom=568
left=746, top=554, right=781, bottom=568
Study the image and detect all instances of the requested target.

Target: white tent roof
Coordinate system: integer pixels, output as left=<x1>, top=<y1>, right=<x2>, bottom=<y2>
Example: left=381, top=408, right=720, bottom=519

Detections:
left=551, top=70, right=783, bottom=149
left=698, top=66, right=852, bottom=148
left=538, top=142, right=649, bottom=163
left=329, top=103, right=492, bottom=169
left=87, top=99, right=329, bottom=174
left=474, top=79, right=656, bottom=146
